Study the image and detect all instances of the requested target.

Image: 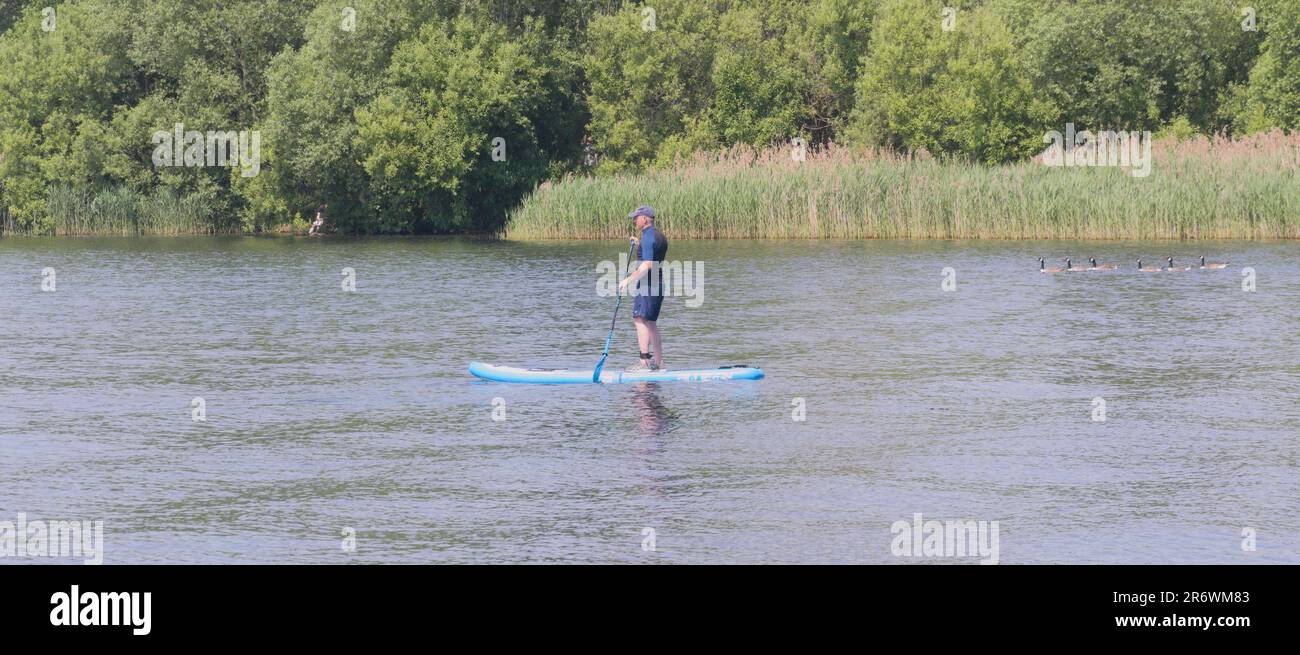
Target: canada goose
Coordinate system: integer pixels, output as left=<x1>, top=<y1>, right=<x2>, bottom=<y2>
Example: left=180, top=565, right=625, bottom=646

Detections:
left=1039, top=257, right=1064, bottom=273
left=1088, top=257, right=1119, bottom=271
left=1138, top=259, right=1162, bottom=272
left=1065, top=258, right=1089, bottom=272
left=1165, top=257, right=1190, bottom=272
left=1200, top=256, right=1228, bottom=269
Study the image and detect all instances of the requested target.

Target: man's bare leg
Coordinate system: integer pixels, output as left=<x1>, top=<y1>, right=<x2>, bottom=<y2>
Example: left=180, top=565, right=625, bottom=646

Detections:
left=634, top=317, right=652, bottom=358
left=647, top=320, right=663, bottom=368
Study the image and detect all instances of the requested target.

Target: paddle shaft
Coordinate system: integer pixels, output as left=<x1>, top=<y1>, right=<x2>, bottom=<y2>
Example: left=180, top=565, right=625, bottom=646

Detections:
left=592, top=240, right=638, bottom=382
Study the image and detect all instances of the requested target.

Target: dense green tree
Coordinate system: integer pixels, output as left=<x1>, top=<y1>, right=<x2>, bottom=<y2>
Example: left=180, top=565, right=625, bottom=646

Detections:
left=251, top=0, right=442, bottom=232
left=0, top=1, right=138, bottom=231
left=796, top=0, right=878, bottom=140
left=0, top=0, right=1295, bottom=234
left=354, top=16, right=556, bottom=232
left=708, top=0, right=876, bottom=150
left=583, top=0, right=722, bottom=172
left=254, top=1, right=583, bottom=233
left=0, top=0, right=46, bottom=35
left=848, top=0, right=1053, bottom=163
left=584, top=0, right=878, bottom=170
left=1017, top=0, right=1253, bottom=133
left=1228, top=0, right=1300, bottom=132
left=127, top=0, right=317, bottom=124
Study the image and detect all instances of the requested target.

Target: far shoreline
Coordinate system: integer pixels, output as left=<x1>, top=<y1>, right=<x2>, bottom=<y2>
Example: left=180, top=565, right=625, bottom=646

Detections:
left=6, top=134, right=1299, bottom=242
left=4, top=233, right=1297, bottom=243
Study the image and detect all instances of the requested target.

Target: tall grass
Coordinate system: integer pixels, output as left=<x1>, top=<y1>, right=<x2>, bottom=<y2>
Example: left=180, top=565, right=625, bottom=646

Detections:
left=507, top=131, right=1300, bottom=240
left=43, top=186, right=214, bottom=236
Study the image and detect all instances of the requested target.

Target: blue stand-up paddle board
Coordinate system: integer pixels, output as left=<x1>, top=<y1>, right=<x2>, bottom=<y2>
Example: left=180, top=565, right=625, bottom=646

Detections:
left=469, top=361, right=764, bottom=384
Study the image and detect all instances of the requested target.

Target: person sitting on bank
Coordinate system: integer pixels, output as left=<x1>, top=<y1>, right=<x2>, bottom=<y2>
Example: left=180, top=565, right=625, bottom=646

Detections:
left=308, top=205, right=326, bottom=236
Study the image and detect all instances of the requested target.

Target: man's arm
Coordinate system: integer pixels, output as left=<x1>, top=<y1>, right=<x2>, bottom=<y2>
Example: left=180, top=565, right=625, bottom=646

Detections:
left=620, top=261, right=654, bottom=291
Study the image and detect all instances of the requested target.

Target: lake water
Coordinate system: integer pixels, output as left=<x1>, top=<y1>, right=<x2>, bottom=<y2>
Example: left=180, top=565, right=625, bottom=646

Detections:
left=1, top=236, right=1297, bottom=564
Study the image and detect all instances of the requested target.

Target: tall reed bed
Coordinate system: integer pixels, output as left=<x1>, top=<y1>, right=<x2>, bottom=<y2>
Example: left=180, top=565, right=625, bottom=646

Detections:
left=44, top=186, right=214, bottom=236
left=507, top=131, right=1300, bottom=240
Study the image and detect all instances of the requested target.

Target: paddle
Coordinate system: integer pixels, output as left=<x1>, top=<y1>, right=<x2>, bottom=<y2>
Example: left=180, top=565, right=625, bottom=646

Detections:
left=593, top=238, right=637, bottom=382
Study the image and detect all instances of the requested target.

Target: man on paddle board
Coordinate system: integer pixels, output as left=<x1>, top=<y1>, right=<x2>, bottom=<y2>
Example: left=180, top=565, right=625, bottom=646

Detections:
left=618, top=205, right=668, bottom=371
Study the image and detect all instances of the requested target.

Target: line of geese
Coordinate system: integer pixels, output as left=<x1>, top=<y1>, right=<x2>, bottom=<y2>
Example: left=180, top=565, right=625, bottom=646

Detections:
left=1039, top=256, right=1228, bottom=273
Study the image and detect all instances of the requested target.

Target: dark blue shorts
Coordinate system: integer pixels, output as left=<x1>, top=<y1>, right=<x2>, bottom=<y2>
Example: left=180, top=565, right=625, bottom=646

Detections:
left=633, top=293, right=664, bottom=321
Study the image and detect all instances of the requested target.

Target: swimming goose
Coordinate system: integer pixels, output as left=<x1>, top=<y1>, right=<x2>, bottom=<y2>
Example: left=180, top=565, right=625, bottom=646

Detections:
left=1165, top=257, right=1191, bottom=272
left=1065, top=258, right=1089, bottom=272
left=1138, top=259, right=1162, bottom=272
left=1199, top=256, right=1228, bottom=269
left=1039, top=257, right=1064, bottom=273
left=1088, top=258, right=1119, bottom=271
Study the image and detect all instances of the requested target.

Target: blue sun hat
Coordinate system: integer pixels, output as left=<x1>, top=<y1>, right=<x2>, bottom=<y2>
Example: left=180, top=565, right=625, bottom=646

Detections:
left=628, top=205, right=656, bottom=221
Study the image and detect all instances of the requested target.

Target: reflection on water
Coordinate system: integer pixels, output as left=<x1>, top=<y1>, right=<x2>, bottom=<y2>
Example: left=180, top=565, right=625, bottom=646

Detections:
left=629, top=383, right=674, bottom=439
left=0, top=236, right=1297, bottom=563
